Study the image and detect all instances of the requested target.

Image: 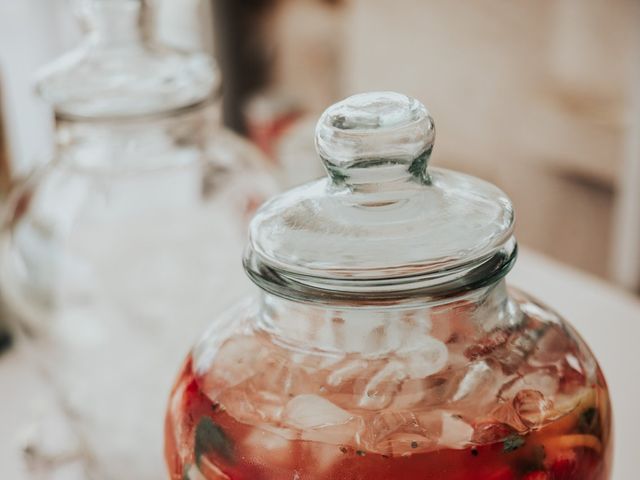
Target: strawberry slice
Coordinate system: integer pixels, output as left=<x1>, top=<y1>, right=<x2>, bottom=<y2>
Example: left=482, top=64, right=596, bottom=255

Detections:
left=523, top=472, right=550, bottom=480
left=451, top=465, right=515, bottom=480
left=548, top=450, right=578, bottom=479
left=486, top=466, right=516, bottom=480
left=472, top=421, right=516, bottom=444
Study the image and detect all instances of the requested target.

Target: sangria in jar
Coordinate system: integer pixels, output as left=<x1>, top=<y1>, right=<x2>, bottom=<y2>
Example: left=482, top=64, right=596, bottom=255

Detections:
left=165, top=92, right=612, bottom=480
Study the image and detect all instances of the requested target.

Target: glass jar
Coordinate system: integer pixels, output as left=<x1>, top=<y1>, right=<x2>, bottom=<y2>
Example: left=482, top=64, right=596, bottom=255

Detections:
left=165, top=92, right=611, bottom=480
left=0, top=1, right=276, bottom=478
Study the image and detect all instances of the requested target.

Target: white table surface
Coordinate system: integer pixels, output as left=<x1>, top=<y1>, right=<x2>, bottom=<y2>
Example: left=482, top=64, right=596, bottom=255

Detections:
left=1, top=248, right=639, bottom=479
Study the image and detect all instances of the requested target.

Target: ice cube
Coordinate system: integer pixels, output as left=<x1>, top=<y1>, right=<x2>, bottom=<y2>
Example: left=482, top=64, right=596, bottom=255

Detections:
left=401, top=313, right=434, bottom=350
left=494, top=326, right=546, bottom=374
left=402, top=337, right=448, bottom=378
left=390, top=378, right=426, bottom=410
left=290, top=351, right=345, bottom=374
left=204, top=336, right=269, bottom=392
left=331, top=311, right=386, bottom=353
left=326, top=359, right=369, bottom=387
left=500, top=367, right=560, bottom=400
left=253, top=390, right=286, bottom=422
left=333, top=309, right=436, bottom=355
left=316, top=353, right=347, bottom=371
left=246, top=354, right=309, bottom=400
left=358, top=360, right=407, bottom=409
left=218, top=386, right=283, bottom=429
left=379, top=432, right=434, bottom=456
left=529, top=325, right=571, bottom=367
left=365, top=410, right=440, bottom=454
left=362, top=324, right=390, bottom=356
left=439, top=413, right=474, bottom=449
left=559, top=355, right=587, bottom=393
left=284, top=395, right=363, bottom=446
left=367, top=411, right=421, bottom=443
left=385, top=313, right=433, bottom=354
left=452, top=360, right=498, bottom=404
left=244, top=428, right=294, bottom=469
left=285, top=394, right=353, bottom=429
left=565, top=353, right=582, bottom=373
left=415, top=373, right=463, bottom=408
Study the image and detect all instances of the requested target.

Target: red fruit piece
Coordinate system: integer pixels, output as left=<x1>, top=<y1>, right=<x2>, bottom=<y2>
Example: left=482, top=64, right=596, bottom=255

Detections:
left=484, top=466, right=516, bottom=480
left=491, top=402, right=528, bottom=433
left=458, top=466, right=515, bottom=480
left=549, top=450, right=578, bottom=479
left=523, top=472, right=550, bottom=480
left=454, top=464, right=515, bottom=480
left=472, top=421, right=516, bottom=444
left=513, top=389, right=553, bottom=428
left=464, top=329, right=511, bottom=360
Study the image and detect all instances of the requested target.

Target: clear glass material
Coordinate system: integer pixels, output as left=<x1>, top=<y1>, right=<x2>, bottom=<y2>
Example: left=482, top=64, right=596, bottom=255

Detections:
left=165, top=92, right=612, bottom=479
left=36, top=0, right=216, bottom=119
left=245, top=92, right=514, bottom=303
left=0, top=1, right=277, bottom=479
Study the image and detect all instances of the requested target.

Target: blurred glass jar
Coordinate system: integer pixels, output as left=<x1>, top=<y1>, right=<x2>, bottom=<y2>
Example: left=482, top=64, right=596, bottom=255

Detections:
left=165, top=92, right=612, bottom=480
left=0, top=0, right=276, bottom=478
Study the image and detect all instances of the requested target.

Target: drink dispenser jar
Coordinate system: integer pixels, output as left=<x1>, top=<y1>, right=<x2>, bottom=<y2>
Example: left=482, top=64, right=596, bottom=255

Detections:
left=165, top=92, right=611, bottom=480
left=0, top=0, right=276, bottom=478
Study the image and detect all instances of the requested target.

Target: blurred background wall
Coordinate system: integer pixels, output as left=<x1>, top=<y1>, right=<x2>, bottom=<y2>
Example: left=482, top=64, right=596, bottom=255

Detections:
left=213, top=0, right=640, bottom=289
left=0, top=0, right=639, bottom=290
left=340, top=0, right=637, bottom=284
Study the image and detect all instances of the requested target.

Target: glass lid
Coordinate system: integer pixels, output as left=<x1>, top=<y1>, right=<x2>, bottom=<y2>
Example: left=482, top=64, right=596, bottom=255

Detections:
left=35, top=0, right=218, bottom=120
left=244, top=92, right=516, bottom=304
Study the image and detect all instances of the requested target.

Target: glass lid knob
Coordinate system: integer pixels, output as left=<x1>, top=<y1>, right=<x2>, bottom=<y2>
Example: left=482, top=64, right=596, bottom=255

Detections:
left=35, top=0, right=218, bottom=119
left=315, top=91, right=435, bottom=189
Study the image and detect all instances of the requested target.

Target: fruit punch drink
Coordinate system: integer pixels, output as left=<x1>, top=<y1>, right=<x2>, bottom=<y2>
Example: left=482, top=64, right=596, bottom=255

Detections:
left=165, top=292, right=611, bottom=480
left=164, top=92, right=612, bottom=479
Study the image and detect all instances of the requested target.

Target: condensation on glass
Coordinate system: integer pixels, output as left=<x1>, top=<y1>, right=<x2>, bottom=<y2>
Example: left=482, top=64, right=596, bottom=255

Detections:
left=165, top=92, right=612, bottom=480
left=0, top=0, right=276, bottom=478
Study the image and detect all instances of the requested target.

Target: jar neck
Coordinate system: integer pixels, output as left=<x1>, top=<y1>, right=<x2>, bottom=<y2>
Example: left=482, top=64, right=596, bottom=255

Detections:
left=53, top=102, right=219, bottom=170
left=80, top=0, right=147, bottom=49
left=255, top=279, right=520, bottom=355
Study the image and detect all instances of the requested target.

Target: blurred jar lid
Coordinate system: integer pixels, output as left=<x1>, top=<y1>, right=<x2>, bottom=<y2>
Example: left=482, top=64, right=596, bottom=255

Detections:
left=35, top=0, right=218, bottom=120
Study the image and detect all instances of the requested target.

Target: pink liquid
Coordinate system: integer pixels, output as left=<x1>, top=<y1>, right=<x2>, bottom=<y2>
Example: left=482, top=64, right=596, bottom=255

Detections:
left=166, top=356, right=611, bottom=480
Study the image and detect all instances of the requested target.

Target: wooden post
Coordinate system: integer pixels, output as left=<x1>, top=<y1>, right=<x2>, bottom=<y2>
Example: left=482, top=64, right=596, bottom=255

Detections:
left=0, top=70, right=12, bottom=197
left=611, top=3, right=640, bottom=292
left=0, top=69, right=13, bottom=353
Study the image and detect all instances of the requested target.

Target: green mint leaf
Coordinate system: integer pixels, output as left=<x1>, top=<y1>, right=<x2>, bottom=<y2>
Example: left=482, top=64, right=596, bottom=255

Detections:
left=182, top=463, right=192, bottom=480
left=194, top=417, right=234, bottom=466
left=503, top=434, right=525, bottom=453
left=578, top=407, right=599, bottom=434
